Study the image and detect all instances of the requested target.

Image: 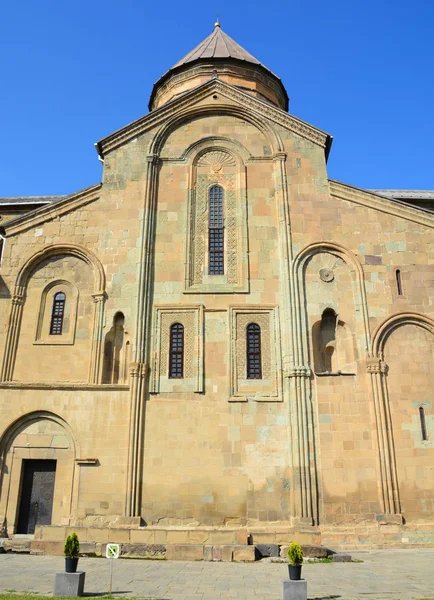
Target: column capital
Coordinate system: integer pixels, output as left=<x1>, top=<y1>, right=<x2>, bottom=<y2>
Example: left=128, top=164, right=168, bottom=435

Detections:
left=288, top=365, right=312, bottom=378
left=11, top=294, right=24, bottom=306
left=129, top=361, right=147, bottom=379
left=367, top=357, right=388, bottom=374
left=92, top=292, right=106, bottom=304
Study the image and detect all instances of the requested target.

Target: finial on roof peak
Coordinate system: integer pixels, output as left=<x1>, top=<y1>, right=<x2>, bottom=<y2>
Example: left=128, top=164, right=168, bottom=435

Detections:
left=214, top=16, right=220, bottom=28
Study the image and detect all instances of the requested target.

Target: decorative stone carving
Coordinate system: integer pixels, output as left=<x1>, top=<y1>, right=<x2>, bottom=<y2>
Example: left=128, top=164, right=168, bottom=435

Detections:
left=197, top=151, right=236, bottom=170
left=151, top=306, right=204, bottom=393
left=319, top=268, right=334, bottom=282
left=185, top=147, right=249, bottom=294
left=229, top=306, right=282, bottom=401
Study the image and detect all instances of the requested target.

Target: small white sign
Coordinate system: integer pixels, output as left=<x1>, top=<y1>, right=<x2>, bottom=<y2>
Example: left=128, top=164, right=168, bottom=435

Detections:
left=106, top=543, right=120, bottom=559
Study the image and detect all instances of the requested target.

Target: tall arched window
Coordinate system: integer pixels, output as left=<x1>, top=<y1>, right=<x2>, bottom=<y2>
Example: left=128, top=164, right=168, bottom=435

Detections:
left=208, top=185, right=224, bottom=275
left=49, top=292, right=66, bottom=335
left=169, top=323, right=184, bottom=379
left=246, top=323, right=262, bottom=379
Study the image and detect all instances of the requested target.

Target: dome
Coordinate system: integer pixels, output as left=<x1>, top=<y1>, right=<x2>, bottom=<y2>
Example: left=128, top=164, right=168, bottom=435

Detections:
left=149, top=23, right=289, bottom=111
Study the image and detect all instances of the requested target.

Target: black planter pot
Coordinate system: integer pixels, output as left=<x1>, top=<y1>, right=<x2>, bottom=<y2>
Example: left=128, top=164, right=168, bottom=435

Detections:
left=288, top=564, right=302, bottom=581
left=65, top=557, right=79, bottom=573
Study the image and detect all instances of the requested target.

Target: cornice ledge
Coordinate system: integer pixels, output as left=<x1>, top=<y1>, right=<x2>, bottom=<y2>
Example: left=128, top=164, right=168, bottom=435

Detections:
left=0, top=381, right=129, bottom=391
left=96, top=79, right=331, bottom=157
left=330, top=180, right=434, bottom=229
left=3, top=183, right=102, bottom=237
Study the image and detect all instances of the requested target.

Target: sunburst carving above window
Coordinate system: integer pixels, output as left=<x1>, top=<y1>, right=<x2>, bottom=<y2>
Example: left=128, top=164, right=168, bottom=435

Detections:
left=197, top=151, right=236, bottom=171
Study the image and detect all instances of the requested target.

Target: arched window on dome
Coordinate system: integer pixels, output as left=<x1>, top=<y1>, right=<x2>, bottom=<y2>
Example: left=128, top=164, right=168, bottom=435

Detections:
left=169, top=323, right=184, bottom=379
left=208, top=185, right=224, bottom=275
left=49, top=292, right=66, bottom=335
left=246, top=323, right=262, bottom=379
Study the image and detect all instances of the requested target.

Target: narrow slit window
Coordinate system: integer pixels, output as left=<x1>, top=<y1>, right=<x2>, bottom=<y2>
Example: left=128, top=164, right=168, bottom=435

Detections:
left=396, top=269, right=403, bottom=296
left=169, top=323, right=184, bottom=379
left=208, top=185, right=224, bottom=275
left=246, top=323, right=262, bottom=379
left=49, top=292, right=66, bottom=335
left=419, top=406, right=428, bottom=441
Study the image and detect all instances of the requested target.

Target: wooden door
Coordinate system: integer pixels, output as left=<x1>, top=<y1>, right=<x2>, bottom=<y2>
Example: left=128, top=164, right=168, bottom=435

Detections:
left=16, top=460, right=56, bottom=534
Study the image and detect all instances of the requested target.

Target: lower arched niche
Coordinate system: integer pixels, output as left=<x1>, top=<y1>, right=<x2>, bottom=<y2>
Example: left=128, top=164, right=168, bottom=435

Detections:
left=383, top=323, right=434, bottom=523
left=0, top=413, right=77, bottom=536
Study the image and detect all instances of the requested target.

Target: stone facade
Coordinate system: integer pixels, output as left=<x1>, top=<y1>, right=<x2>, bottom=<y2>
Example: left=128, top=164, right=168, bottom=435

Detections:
left=0, top=25, right=433, bottom=550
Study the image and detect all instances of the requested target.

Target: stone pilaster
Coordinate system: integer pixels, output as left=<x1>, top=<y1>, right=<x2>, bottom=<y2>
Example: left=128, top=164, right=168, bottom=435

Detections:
left=273, top=151, right=319, bottom=526
left=124, top=154, right=159, bottom=518
left=88, top=292, right=106, bottom=384
left=0, top=292, right=24, bottom=382
left=367, top=357, right=401, bottom=516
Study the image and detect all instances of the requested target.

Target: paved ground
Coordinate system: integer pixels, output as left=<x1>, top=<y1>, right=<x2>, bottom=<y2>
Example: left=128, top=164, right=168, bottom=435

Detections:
left=0, top=549, right=433, bottom=600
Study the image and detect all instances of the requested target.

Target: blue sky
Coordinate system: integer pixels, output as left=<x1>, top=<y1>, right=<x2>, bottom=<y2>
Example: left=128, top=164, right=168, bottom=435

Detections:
left=1, top=0, right=433, bottom=196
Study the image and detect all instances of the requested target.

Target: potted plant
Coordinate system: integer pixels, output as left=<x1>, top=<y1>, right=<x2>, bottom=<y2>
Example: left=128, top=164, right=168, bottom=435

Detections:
left=64, top=532, right=80, bottom=573
left=287, top=541, right=303, bottom=580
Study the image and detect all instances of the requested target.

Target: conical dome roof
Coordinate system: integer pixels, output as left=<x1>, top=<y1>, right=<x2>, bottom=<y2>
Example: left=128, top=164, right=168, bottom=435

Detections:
left=149, top=24, right=288, bottom=111
left=172, top=23, right=263, bottom=69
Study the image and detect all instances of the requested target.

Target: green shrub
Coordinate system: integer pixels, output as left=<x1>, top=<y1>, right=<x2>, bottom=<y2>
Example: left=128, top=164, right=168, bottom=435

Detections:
left=64, top=532, right=80, bottom=557
left=287, top=542, right=303, bottom=565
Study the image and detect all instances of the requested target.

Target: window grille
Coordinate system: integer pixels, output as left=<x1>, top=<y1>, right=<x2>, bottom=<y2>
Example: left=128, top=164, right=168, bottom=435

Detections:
left=169, top=323, right=184, bottom=378
left=246, top=323, right=262, bottom=379
left=208, top=185, right=224, bottom=275
left=49, top=292, right=66, bottom=335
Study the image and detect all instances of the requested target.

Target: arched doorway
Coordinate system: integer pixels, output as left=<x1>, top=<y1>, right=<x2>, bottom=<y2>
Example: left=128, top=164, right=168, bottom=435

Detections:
left=0, top=412, right=77, bottom=536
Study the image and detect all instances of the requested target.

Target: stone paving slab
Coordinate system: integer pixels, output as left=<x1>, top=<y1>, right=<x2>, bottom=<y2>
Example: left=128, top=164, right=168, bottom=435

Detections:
left=0, top=549, right=433, bottom=599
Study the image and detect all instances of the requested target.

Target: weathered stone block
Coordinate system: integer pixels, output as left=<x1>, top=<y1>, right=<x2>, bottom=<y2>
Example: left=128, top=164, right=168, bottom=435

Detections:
left=221, top=545, right=233, bottom=562
left=78, top=542, right=96, bottom=556
left=256, top=543, right=279, bottom=558
left=332, top=553, right=352, bottom=562
left=166, top=530, right=190, bottom=544
left=209, top=530, right=237, bottom=544
left=301, top=545, right=328, bottom=558
left=30, top=541, right=63, bottom=556
left=121, top=543, right=166, bottom=559
left=233, top=546, right=256, bottom=562
left=3, top=539, right=31, bottom=553
left=282, top=578, right=307, bottom=600
left=166, top=544, right=203, bottom=561
left=203, top=545, right=213, bottom=561
left=54, top=572, right=85, bottom=597
left=130, top=529, right=155, bottom=544
left=108, top=529, right=130, bottom=543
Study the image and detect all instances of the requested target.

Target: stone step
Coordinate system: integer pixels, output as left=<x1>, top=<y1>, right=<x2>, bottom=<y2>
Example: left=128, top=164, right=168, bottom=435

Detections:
left=1, top=538, right=31, bottom=553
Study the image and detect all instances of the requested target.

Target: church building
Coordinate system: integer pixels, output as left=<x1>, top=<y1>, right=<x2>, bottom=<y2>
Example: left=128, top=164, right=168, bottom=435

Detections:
left=0, top=23, right=433, bottom=556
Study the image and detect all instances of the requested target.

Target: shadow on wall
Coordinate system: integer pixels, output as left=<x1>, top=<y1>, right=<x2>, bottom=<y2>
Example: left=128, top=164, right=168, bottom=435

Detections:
left=0, top=275, right=10, bottom=298
left=102, top=312, right=130, bottom=384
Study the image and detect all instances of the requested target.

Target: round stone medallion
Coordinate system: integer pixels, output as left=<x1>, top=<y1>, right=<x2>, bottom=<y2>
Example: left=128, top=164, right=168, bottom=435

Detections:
left=319, top=268, right=334, bottom=283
